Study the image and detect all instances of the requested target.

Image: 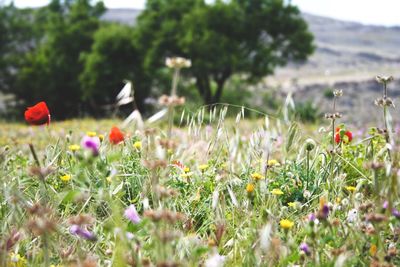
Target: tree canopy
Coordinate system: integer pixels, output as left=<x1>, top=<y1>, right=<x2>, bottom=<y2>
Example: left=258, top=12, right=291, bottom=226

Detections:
left=135, top=0, right=314, bottom=105
left=80, top=23, right=150, bottom=114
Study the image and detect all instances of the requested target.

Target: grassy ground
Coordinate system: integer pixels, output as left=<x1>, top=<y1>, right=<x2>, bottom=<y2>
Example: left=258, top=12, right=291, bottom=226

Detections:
left=0, top=101, right=399, bottom=266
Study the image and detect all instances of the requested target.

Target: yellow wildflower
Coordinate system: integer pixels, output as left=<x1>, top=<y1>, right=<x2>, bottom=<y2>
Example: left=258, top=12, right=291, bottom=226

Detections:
left=60, top=174, right=71, bottom=182
left=208, top=238, right=216, bottom=247
left=251, top=172, right=263, bottom=180
left=98, top=134, right=105, bottom=141
left=68, top=144, right=80, bottom=152
left=86, top=131, right=96, bottom=137
left=370, top=244, right=377, bottom=256
left=267, top=159, right=280, bottom=166
left=246, top=183, right=255, bottom=193
left=8, top=252, right=27, bottom=267
left=133, top=141, right=142, bottom=150
left=319, top=197, right=326, bottom=210
left=271, top=188, right=284, bottom=195
left=288, top=202, right=297, bottom=208
left=183, top=167, right=190, bottom=173
left=280, top=219, right=294, bottom=229
left=345, top=186, right=356, bottom=192
left=198, top=164, right=209, bottom=171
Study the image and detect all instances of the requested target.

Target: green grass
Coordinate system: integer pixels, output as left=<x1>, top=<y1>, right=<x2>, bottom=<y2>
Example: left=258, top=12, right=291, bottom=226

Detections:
left=0, top=102, right=399, bottom=266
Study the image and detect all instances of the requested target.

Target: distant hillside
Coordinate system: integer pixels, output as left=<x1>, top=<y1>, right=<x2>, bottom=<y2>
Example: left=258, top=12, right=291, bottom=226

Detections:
left=277, top=13, right=400, bottom=85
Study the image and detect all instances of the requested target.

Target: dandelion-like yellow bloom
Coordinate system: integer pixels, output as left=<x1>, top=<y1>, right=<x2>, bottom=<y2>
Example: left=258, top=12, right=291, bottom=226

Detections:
left=280, top=219, right=294, bottom=229
left=345, top=186, right=356, bottom=192
left=98, top=134, right=105, bottom=142
left=246, top=183, right=255, bottom=193
left=271, top=188, right=284, bottom=195
left=288, top=202, right=296, bottom=208
left=183, top=167, right=190, bottom=173
left=68, top=144, right=80, bottom=152
left=267, top=159, right=280, bottom=166
left=370, top=244, right=377, bottom=256
left=86, top=131, right=96, bottom=137
left=8, top=252, right=27, bottom=267
left=60, top=174, right=71, bottom=182
left=251, top=172, right=263, bottom=180
left=198, top=164, right=209, bottom=171
left=133, top=141, right=142, bottom=150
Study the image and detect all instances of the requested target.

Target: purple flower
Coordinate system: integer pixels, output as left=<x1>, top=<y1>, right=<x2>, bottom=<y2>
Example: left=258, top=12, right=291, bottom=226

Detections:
left=383, top=201, right=389, bottom=209
left=320, top=204, right=329, bottom=219
left=81, top=136, right=100, bottom=156
left=392, top=208, right=400, bottom=219
left=69, top=225, right=97, bottom=241
left=300, top=242, right=311, bottom=255
left=308, top=213, right=316, bottom=222
left=124, top=204, right=140, bottom=224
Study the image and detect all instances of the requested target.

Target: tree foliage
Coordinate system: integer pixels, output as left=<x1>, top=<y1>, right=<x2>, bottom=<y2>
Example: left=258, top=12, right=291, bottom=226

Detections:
left=80, top=24, right=150, bottom=115
left=12, top=0, right=105, bottom=119
left=0, top=4, right=37, bottom=93
left=135, top=0, right=314, bottom=105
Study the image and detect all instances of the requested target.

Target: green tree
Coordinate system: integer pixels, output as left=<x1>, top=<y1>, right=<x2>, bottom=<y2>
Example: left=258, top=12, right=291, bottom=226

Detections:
left=14, top=0, right=105, bottom=119
left=0, top=4, right=38, bottom=93
left=135, top=0, right=314, bottom=105
left=80, top=23, right=150, bottom=115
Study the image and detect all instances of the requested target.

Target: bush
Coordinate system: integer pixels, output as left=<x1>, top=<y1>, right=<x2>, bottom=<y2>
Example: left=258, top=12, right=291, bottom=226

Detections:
left=293, top=101, right=320, bottom=123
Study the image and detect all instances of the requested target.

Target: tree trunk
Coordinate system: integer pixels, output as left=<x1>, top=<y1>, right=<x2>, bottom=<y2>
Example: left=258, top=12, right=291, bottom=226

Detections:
left=213, top=78, right=226, bottom=104
left=196, top=73, right=230, bottom=107
left=196, top=75, right=212, bottom=106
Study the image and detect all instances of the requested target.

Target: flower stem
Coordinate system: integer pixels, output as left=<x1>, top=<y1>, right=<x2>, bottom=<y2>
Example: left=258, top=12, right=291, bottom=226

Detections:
left=306, top=150, right=310, bottom=188
left=167, top=68, right=181, bottom=138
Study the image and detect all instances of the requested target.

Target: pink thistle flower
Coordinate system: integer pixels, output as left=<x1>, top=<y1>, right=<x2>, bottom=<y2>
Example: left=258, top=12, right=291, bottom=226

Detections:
left=81, top=136, right=100, bottom=156
left=124, top=204, right=140, bottom=224
left=69, top=225, right=96, bottom=241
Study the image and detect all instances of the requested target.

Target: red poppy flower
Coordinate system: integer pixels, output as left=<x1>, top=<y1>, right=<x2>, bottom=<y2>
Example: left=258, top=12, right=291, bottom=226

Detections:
left=335, top=127, right=352, bottom=144
left=24, top=101, right=51, bottom=125
left=109, top=126, right=125, bottom=145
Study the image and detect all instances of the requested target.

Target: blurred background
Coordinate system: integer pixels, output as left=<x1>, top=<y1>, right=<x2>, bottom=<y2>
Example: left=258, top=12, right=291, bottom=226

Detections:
left=1, top=0, right=399, bottom=125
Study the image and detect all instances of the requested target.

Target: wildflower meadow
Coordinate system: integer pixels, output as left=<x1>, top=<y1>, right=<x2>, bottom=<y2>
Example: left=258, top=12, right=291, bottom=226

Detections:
left=1, top=68, right=400, bottom=267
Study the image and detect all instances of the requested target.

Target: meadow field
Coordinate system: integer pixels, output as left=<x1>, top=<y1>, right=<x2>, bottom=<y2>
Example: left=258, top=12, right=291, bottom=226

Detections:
left=1, top=76, right=400, bottom=267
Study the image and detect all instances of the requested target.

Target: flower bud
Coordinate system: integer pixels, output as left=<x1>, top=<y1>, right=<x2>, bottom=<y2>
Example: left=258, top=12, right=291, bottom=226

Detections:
left=305, top=138, right=316, bottom=151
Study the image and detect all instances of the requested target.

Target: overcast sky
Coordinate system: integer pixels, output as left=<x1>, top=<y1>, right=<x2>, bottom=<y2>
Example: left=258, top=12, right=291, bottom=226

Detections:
left=7, top=0, right=400, bottom=26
